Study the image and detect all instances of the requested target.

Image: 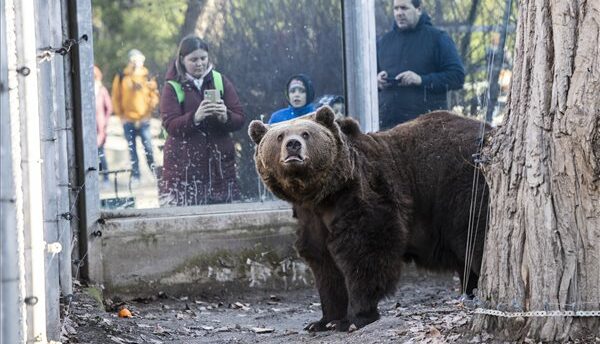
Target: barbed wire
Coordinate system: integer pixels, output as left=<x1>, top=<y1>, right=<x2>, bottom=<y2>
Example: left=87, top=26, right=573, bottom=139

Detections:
left=38, top=35, right=88, bottom=62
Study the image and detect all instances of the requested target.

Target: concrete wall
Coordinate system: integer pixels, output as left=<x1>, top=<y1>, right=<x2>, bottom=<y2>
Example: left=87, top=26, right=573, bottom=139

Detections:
left=99, top=202, right=313, bottom=299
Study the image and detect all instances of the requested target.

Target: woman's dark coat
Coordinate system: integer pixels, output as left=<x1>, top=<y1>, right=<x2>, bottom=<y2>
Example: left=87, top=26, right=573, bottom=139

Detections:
left=159, top=62, right=245, bottom=206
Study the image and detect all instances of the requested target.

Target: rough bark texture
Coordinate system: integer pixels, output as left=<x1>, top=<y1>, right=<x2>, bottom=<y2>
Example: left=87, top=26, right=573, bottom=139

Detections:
left=473, top=0, right=600, bottom=341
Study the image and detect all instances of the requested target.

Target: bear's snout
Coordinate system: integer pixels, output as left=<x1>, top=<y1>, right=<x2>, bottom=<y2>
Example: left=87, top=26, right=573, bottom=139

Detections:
left=286, top=139, right=302, bottom=154
left=282, top=136, right=305, bottom=164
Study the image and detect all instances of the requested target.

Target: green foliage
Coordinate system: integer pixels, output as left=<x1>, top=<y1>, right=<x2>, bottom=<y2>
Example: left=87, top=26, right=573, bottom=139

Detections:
left=92, top=0, right=187, bottom=88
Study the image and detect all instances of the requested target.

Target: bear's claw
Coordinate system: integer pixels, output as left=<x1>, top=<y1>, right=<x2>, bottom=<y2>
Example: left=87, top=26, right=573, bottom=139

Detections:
left=325, top=319, right=352, bottom=332
left=304, top=320, right=330, bottom=332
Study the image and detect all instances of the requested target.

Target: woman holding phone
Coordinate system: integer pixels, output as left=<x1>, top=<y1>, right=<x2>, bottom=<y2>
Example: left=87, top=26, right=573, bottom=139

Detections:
left=159, top=35, right=245, bottom=206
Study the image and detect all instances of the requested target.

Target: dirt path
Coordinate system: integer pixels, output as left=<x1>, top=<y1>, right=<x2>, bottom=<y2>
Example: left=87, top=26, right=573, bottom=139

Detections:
left=60, top=269, right=597, bottom=344
left=61, top=269, right=479, bottom=344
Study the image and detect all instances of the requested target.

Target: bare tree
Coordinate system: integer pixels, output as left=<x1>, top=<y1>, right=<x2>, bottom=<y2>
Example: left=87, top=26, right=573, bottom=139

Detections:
left=474, top=0, right=600, bottom=341
left=459, top=0, right=481, bottom=64
left=180, top=0, right=208, bottom=40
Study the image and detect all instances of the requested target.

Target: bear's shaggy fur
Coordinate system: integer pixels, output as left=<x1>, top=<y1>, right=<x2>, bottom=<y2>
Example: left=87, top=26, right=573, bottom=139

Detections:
left=248, top=107, right=489, bottom=332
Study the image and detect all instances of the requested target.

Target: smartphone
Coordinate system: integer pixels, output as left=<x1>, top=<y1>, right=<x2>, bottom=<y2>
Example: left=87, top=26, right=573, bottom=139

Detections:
left=384, top=77, right=400, bottom=84
left=204, top=89, right=221, bottom=102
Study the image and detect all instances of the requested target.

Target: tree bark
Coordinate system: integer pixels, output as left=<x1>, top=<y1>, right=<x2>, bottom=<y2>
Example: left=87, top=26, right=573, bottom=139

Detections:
left=474, top=0, right=600, bottom=341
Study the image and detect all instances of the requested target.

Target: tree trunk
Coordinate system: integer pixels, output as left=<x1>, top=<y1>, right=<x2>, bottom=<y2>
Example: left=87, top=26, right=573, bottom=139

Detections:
left=459, top=0, right=481, bottom=63
left=179, top=0, right=208, bottom=40
left=473, top=0, right=600, bottom=342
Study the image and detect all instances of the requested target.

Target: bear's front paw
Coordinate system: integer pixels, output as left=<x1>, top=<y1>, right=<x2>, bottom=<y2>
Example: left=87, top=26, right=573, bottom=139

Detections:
left=304, top=319, right=330, bottom=332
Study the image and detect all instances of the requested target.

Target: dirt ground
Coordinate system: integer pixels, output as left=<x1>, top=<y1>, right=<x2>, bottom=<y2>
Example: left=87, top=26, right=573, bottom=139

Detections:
left=60, top=268, right=598, bottom=344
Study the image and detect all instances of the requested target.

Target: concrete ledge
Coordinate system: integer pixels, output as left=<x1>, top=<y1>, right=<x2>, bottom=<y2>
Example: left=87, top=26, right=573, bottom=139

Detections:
left=99, top=202, right=313, bottom=299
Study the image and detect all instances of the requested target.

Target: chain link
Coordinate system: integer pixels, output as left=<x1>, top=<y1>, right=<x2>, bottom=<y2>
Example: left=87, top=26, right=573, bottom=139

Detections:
left=475, top=308, right=600, bottom=317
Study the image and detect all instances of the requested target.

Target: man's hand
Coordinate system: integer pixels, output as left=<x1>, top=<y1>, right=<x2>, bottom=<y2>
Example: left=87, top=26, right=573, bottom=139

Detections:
left=396, top=71, right=422, bottom=86
left=377, top=71, right=389, bottom=90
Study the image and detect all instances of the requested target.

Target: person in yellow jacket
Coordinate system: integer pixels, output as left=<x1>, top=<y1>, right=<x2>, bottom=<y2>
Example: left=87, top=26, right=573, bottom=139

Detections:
left=112, top=49, right=159, bottom=181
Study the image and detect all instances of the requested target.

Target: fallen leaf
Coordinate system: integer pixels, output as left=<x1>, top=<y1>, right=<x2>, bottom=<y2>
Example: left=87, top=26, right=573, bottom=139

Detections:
left=427, top=326, right=441, bottom=337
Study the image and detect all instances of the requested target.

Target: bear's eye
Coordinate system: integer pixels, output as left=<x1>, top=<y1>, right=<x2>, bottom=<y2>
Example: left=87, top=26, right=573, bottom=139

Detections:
left=277, top=134, right=283, bottom=142
left=301, top=132, right=309, bottom=140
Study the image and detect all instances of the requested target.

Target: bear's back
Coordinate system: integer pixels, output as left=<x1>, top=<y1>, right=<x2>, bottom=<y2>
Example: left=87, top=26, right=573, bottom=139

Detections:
left=349, top=111, right=487, bottom=224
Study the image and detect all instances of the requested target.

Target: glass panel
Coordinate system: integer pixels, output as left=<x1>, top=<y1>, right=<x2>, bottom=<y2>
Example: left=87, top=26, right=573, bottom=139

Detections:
left=92, top=1, right=345, bottom=210
left=375, top=0, right=516, bottom=129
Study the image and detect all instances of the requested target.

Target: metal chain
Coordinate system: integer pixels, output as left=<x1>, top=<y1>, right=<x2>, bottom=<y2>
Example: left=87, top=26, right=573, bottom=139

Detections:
left=475, top=308, right=600, bottom=317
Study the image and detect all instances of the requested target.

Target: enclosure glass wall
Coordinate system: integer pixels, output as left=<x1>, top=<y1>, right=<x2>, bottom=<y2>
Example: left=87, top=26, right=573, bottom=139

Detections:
left=92, top=0, right=516, bottom=211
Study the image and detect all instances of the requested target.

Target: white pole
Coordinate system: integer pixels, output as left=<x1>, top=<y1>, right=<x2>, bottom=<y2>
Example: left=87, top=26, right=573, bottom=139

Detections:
left=1, top=1, right=21, bottom=343
left=12, top=0, right=48, bottom=341
left=343, top=0, right=379, bottom=132
left=4, top=0, right=27, bottom=341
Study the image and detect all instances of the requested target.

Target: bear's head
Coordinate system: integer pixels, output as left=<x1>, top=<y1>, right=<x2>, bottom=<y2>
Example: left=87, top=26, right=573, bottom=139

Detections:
left=248, top=106, right=357, bottom=205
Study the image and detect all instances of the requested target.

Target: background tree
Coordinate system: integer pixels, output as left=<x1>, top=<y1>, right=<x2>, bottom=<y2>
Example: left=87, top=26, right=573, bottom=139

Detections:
left=92, top=0, right=186, bottom=85
left=473, top=0, right=600, bottom=341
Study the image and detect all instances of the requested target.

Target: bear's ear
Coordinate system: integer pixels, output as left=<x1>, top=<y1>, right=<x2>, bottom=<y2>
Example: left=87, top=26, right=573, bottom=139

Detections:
left=337, top=117, right=362, bottom=136
left=248, top=120, right=268, bottom=145
left=315, top=106, right=336, bottom=130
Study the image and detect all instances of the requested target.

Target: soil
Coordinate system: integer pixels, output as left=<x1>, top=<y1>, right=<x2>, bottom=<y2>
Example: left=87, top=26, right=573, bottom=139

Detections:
left=60, top=268, right=598, bottom=344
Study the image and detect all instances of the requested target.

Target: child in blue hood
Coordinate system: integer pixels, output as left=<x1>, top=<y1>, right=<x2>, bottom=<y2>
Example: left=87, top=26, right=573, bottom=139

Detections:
left=268, top=74, right=315, bottom=124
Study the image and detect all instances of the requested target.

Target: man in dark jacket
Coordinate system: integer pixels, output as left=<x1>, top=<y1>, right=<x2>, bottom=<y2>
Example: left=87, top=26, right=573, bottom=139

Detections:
left=377, top=0, right=465, bottom=129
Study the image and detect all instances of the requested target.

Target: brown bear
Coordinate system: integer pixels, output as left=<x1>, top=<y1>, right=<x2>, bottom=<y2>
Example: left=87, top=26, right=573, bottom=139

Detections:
left=248, top=107, right=489, bottom=332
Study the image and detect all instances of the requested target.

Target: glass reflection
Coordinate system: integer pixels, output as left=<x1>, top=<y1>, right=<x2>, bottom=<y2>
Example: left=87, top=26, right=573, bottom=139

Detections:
left=92, top=0, right=345, bottom=209
left=93, top=0, right=516, bottom=210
